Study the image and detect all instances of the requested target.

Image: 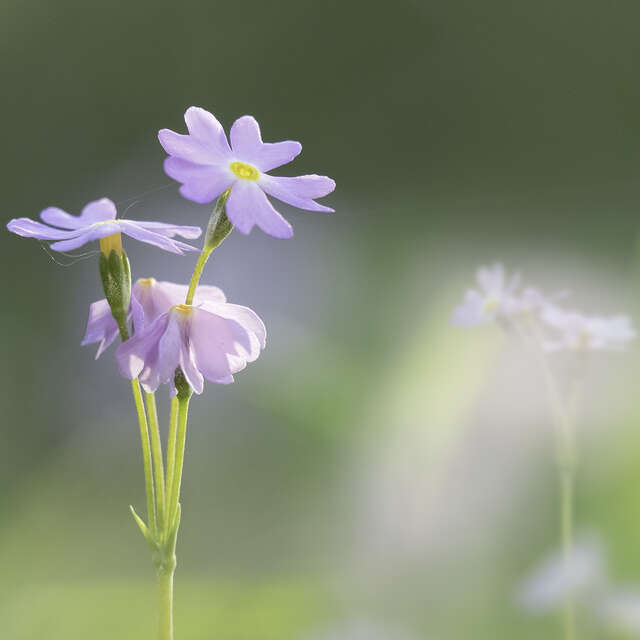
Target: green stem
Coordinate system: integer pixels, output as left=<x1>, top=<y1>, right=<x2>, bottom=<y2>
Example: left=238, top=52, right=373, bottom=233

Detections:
left=146, top=392, right=166, bottom=532
left=131, top=380, right=156, bottom=535
left=185, top=247, right=213, bottom=305
left=164, top=397, right=180, bottom=521
left=167, top=396, right=191, bottom=530
left=561, top=468, right=576, bottom=640
left=158, top=569, right=174, bottom=640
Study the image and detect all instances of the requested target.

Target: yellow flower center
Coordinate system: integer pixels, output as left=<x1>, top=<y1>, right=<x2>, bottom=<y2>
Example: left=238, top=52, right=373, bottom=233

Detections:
left=230, top=161, right=259, bottom=180
left=138, top=277, right=156, bottom=287
left=99, top=232, right=123, bottom=256
left=172, top=304, right=194, bottom=316
left=483, top=298, right=500, bottom=313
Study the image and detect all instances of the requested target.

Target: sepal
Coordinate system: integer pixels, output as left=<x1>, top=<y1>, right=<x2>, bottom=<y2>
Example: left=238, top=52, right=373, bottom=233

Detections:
left=99, top=249, right=132, bottom=339
left=203, top=190, right=233, bottom=251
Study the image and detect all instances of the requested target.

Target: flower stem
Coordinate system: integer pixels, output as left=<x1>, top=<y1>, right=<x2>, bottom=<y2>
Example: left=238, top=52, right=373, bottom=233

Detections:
left=561, top=468, right=576, bottom=640
left=164, top=397, right=179, bottom=519
left=158, top=569, right=174, bottom=640
left=185, top=247, right=213, bottom=305
left=131, top=380, right=156, bottom=535
left=184, top=191, right=232, bottom=305
left=167, top=395, right=191, bottom=530
left=146, top=392, right=166, bottom=531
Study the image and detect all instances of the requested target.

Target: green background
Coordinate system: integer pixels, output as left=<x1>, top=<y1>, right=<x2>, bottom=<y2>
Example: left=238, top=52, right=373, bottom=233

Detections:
left=2, top=0, right=640, bottom=637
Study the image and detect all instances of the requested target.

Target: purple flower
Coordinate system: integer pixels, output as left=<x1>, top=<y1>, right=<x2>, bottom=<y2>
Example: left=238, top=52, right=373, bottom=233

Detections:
left=114, top=280, right=266, bottom=393
left=7, top=198, right=202, bottom=254
left=158, top=107, right=336, bottom=239
left=82, top=299, right=127, bottom=358
left=82, top=277, right=226, bottom=358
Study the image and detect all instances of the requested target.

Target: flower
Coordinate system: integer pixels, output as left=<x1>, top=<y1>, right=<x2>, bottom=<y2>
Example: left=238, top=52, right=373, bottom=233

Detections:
left=82, top=299, right=127, bottom=358
left=158, top=107, right=336, bottom=239
left=452, top=263, right=523, bottom=326
left=516, top=538, right=606, bottom=613
left=541, top=306, right=636, bottom=352
left=82, top=278, right=227, bottom=358
left=7, top=198, right=202, bottom=254
left=115, top=282, right=266, bottom=393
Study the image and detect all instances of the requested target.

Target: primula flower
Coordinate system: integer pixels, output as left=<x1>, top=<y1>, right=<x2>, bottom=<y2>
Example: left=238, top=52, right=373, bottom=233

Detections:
left=82, top=278, right=226, bottom=358
left=115, top=282, right=266, bottom=393
left=7, top=198, right=201, bottom=254
left=541, top=306, right=636, bottom=352
left=452, top=263, right=523, bottom=326
left=158, top=107, right=335, bottom=239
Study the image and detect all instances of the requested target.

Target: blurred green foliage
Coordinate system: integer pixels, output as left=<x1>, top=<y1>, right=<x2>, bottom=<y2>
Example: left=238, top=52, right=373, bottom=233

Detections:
left=2, top=0, right=640, bottom=638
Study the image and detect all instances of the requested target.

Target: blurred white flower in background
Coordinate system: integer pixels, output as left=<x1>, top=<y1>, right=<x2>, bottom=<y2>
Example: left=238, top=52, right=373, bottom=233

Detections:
left=451, top=263, right=522, bottom=327
left=306, top=618, right=419, bottom=640
left=599, top=590, right=640, bottom=636
left=542, top=306, right=636, bottom=352
left=453, top=262, right=636, bottom=353
left=516, top=537, right=606, bottom=612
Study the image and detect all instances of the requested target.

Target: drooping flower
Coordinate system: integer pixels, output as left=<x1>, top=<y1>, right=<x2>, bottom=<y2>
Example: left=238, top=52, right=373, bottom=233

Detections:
left=115, top=284, right=266, bottom=393
left=82, top=278, right=226, bottom=358
left=541, top=306, right=636, bottom=352
left=7, top=198, right=202, bottom=254
left=158, top=107, right=336, bottom=239
left=82, top=299, right=128, bottom=358
left=452, top=263, right=523, bottom=326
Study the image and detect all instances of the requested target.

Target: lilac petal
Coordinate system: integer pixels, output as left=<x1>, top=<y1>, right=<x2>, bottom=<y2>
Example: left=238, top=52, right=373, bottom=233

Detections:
left=229, top=115, right=263, bottom=157
left=179, top=341, right=204, bottom=394
left=115, top=314, right=169, bottom=382
left=128, top=218, right=202, bottom=240
left=164, top=157, right=234, bottom=204
left=119, top=221, right=199, bottom=254
left=259, top=174, right=335, bottom=212
left=131, top=292, right=146, bottom=333
left=184, top=107, right=231, bottom=162
left=200, top=300, right=266, bottom=349
left=226, top=181, right=293, bottom=238
left=158, top=129, right=221, bottom=165
left=229, top=115, right=302, bottom=171
left=81, top=299, right=120, bottom=359
left=152, top=312, right=183, bottom=387
left=40, top=207, right=83, bottom=229
left=189, top=308, right=236, bottom=383
left=251, top=141, right=302, bottom=172
left=49, top=222, right=121, bottom=252
left=193, top=284, right=226, bottom=304
left=7, top=217, right=83, bottom=240
left=79, top=199, right=117, bottom=224
left=133, top=280, right=187, bottom=325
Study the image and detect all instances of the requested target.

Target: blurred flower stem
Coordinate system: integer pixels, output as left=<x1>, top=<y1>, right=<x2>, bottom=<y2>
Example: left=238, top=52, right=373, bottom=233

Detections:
left=560, top=467, right=576, bottom=640
left=544, top=360, right=579, bottom=640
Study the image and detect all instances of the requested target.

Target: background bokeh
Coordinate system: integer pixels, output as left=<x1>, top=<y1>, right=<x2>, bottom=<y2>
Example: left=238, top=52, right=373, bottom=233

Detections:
left=2, top=0, right=640, bottom=638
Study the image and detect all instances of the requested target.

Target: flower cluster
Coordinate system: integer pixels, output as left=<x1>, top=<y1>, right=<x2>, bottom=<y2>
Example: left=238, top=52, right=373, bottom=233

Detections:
left=6, top=106, right=335, bottom=638
left=7, top=106, right=335, bottom=394
left=452, top=263, right=636, bottom=352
